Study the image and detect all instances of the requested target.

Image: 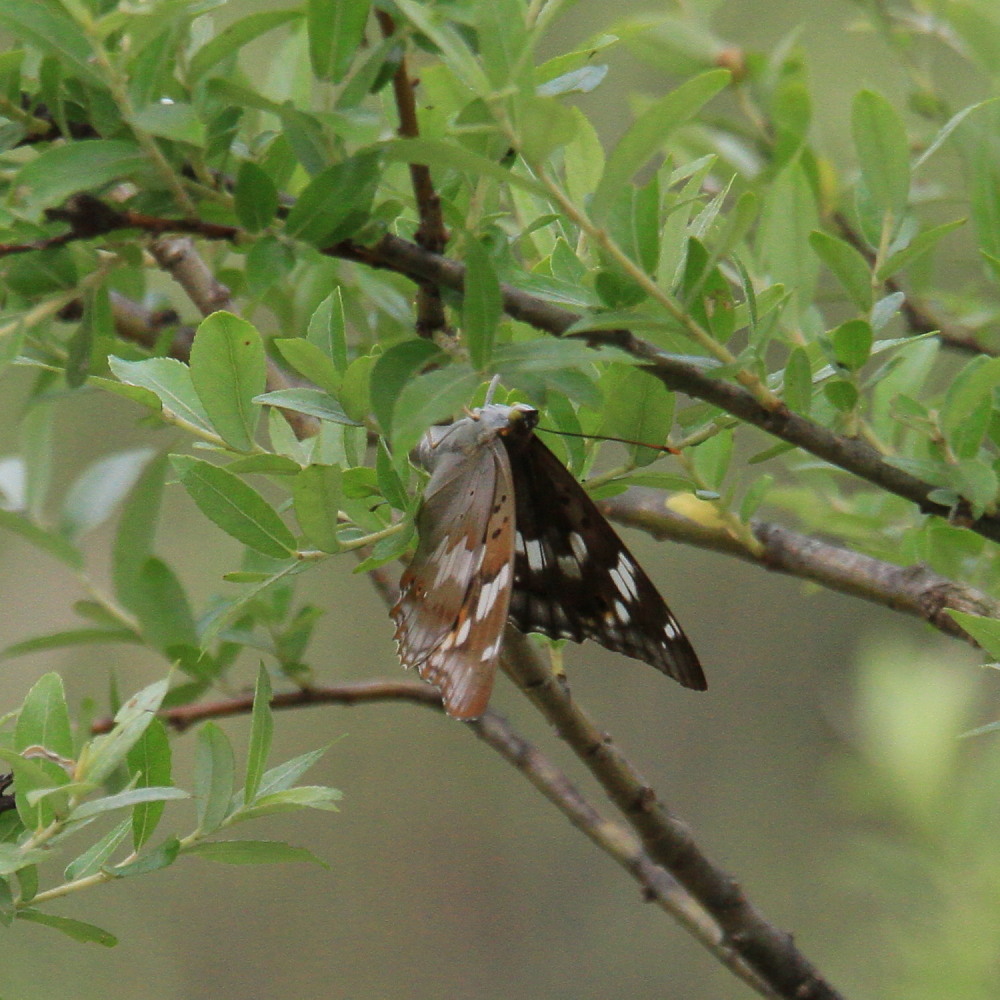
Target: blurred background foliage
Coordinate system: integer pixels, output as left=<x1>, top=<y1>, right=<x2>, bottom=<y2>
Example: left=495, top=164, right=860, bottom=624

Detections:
left=1, top=0, right=1000, bottom=998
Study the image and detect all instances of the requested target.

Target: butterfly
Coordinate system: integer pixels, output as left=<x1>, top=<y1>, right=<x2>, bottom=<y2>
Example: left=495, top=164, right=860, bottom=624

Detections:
left=391, top=392, right=706, bottom=719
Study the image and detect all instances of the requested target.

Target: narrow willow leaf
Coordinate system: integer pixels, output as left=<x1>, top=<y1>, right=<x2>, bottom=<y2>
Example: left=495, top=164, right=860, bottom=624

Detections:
left=253, top=388, right=361, bottom=426
left=171, top=455, right=297, bottom=559
left=127, top=718, right=171, bottom=850
left=189, top=312, right=267, bottom=452
left=808, top=230, right=873, bottom=312
left=64, top=817, right=131, bottom=882
left=187, top=839, right=328, bottom=866
left=15, top=673, right=73, bottom=759
left=292, top=464, right=342, bottom=553
left=14, top=139, right=147, bottom=214
left=463, top=241, right=502, bottom=369
left=245, top=665, right=273, bottom=803
left=60, top=448, right=156, bottom=541
left=109, top=357, right=214, bottom=435
left=195, top=723, right=235, bottom=834
left=70, top=786, right=188, bottom=822
left=110, top=835, right=180, bottom=878
left=308, top=0, right=371, bottom=82
left=591, top=70, right=730, bottom=222
left=852, top=90, right=910, bottom=227
left=129, top=556, right=198, bottom=653
left=16, top=909, right=117, bottom=946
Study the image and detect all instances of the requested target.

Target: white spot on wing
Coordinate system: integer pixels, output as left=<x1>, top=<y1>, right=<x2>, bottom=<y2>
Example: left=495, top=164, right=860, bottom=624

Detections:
left=569, top=532, right=588, bottom=562
left=454, top=616, right=472, bottom=646
left=525, top=538, right=545, bottom=572
left=613, top=599, right=630, bottom=623
left=664, top=619, right=679, bottom=640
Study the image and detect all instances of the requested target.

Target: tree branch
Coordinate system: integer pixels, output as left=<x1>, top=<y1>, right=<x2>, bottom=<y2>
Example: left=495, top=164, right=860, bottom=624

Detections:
left=375, top=9, right=451, bottom=339
left=498, top=628, right=846, bottom=1000
left=329, top=231, right=1000, bottom=546
left=601, top=488, right=997, bottom=644
left=87, top=678, right=773, bottom=995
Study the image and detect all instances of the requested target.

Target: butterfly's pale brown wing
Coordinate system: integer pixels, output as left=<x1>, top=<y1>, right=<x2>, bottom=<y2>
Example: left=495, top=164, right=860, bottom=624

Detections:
left=392, top=439, right=516, bottom=719
left=504, top=434, right=706, bottom=691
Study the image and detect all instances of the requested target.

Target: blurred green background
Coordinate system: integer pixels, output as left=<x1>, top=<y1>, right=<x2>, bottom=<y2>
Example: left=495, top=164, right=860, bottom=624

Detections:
left=3, top=1, right=999, bottom=998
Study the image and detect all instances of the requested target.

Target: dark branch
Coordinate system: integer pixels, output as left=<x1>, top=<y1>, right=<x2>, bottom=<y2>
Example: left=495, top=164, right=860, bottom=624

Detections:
left=375, top=9, right=451, bottom=338
left=602, top=489, right=997, bottom=643
left=498, top=628, right=845, bottom=1000
left=329, top=231, right=1000, bottom=545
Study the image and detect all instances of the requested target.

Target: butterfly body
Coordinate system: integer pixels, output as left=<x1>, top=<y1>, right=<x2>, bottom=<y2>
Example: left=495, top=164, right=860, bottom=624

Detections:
left=392, top=401, right=705, bottom=719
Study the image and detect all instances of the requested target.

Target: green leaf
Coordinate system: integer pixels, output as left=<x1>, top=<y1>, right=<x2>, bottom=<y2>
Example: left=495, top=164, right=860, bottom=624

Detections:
left=233, top=786, right=342, bottom=822
left=127, top=718, right=171, bottom=850
left=14, top=141, right=145, bottom=216
left=245, top=665, right=273, bottom=803
left=391, top=366, right=482, bottom=456
left=823, top=380, right=859, bottom=412
left=108, top=357, right=214, bottom=435
left=130, top=556, right=198, bottom=652
left=274, top=338, right=341, bottom=394
left=15, top=673, right=72, bottom=759
left=463, top=241, right=503, bottom=369
left=64, top=817, right=131, bottom=882
left=16, top=909, right=117, bottom=947
left=370, top=339, right=443, bottom=437
left=285, top=150, right=381, bottom=246
left=0, top=1, right=102, bottom=86
left=110, top=835, right=180, bottom=878
left=189, top=312, right=267, bottom=452
left=600, top=368, right=674, bottom=467
left=80, top=679, right=168, bottom=786
left=392, top=0, right=490, bottom=93
left=188, top=9, right=303, bottom=83
left=132, top=102, right=204, bottom=146
left=308, top=0, right=371, bottom=82
left=171, top=455, right=297, bottom=559
left=235, top=161, right=279, bottom=233
left=591, top=69, right=730, bottom=222
left=292, top=464, right=342, bottom=553
left=783, top=347, right=812, bottom=414
left=692, top=429, right=733, bottom=491
left=307, top=290, right=349, bottom=372
left=0, top=510, right=81, bottom=568
left=253, top=388, right=361, bottom=426
left=1, top=628, right=139, bottom=660
left=852, top=90, right=910, bottom=229
left=831, top=319, right=873, bottom=372
left=809, top=231, right=873, bottom=312
left=113, top=451, right=167, bottom=611
left=195, top=723, right=235, bottom=835
left=70, top=786, right=189, bottom=822
left=948, top=611, right=1000, bottom=659
left=876, top=219, right=966, bottom=281
left=381, top=138, right=547, bottom=196
left=255, top=748, right=326, bottom=798
left=757, top=160, right=819, bottom=307
left=60, top=448, right=155, bottom=541
left=187, top=839, right=328, bottom=866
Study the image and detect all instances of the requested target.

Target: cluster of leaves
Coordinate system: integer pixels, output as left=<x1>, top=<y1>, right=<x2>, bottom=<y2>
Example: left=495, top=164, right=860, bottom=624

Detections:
left=0, top=665, right=339, bottom=945
left=0, top=0, right=1000, bottom=966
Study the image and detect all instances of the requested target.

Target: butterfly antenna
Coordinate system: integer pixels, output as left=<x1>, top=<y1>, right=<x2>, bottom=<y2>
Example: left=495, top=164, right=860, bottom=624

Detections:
left=539, top=427, right=680, bottom=455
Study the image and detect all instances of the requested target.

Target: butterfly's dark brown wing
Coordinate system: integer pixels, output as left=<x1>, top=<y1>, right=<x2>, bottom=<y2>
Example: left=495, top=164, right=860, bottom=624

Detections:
left=504, top=435, right=706, bottom=691
left=392, top=440, right=516, bottom=719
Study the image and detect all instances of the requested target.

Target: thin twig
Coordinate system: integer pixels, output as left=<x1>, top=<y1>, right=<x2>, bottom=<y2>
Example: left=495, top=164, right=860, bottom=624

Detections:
left=601, top=488, right=998, bottom=643
left=375, top=9, right=451, bottom=339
